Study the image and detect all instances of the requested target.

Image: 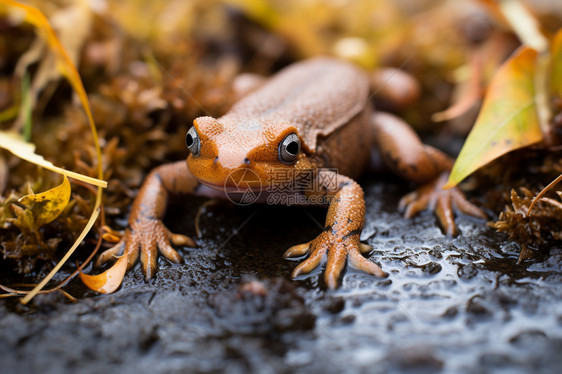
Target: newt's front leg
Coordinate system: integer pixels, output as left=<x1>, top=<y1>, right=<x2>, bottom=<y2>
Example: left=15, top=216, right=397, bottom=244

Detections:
left=96, top=161, right=197, bottom=279
left=373, top=112, right=486, bottom=236
left=283, top=173, right=386, bottom=289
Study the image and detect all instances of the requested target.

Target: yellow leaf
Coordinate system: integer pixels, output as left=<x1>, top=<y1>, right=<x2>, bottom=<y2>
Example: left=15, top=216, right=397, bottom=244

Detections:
left=445, top=47, right=544, bottom=188
left=79, top=253, right=128, bottom=294
left=11, top=0, right=92, bottom=132
left=19, top=175, right=71, bottom=227
left=21, top=199, right=101, bottom=304
left=0, top=0, right=105, bottom=304
left=0, top=0, right=103, bottom=182
left=0, top=131, right=107, bottom=187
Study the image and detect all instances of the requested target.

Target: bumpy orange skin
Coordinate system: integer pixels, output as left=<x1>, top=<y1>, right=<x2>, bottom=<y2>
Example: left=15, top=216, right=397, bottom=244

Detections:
left=98, top=58, right=484, bottom=288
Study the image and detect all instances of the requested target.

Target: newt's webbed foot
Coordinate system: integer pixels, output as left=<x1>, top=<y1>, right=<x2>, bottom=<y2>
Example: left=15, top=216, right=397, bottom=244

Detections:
left=399, top=173, right=486, bottom=236
left=97, top=218, right=196, bottom=280
left=283, top=231, right=386, bottom=289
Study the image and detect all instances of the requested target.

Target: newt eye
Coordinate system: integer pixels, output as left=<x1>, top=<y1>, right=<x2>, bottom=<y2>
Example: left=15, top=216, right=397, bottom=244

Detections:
left=278, top=133, right=300, bottom=164
left=186, top=126, right=200, bottom=156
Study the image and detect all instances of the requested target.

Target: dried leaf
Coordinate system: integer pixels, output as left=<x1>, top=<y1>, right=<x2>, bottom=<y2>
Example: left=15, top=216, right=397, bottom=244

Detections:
left=79, top=253, right=128, bottom=294
left=0, top=0, right=103, bottom=181
left=445, top=47, right=544, bottom=188
left=11, top=0, right=92, bottom=131
left=11, top=203, right=34, bottom=233
left=446, top=5, right=557, bottom=188
left=0, top=131, right=106, bottom=187
left=492, top=186, right=562, bottom=262
left=18, top=175, right=70, bottom=228
left=21, top=204, right=100, bottom=304
left=0, top=0, right=105, bottom=303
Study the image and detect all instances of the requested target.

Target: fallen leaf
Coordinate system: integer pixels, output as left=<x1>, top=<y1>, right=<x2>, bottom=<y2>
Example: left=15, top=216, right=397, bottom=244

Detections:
left=433, top=32, right=519, bottom=126
left=445, top=46, right=543, bottom=188
left=12, top=0, right=92, bottom=132
left=79, top=253, right=128, bottom=294
left=0, top=0, right=103, bottom=183
left=0, top=131, right=106, bottom=187
left=19, top=175, right=71, bottom=228
left=21, top=203, right=100, bottom=304
left=446, top=3, right=557, bottom=189
left=0, top=0, right=105, bottom=303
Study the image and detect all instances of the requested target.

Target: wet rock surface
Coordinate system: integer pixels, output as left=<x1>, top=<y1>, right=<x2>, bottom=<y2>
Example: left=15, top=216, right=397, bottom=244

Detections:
left=1, top=176, right=561, bottom=374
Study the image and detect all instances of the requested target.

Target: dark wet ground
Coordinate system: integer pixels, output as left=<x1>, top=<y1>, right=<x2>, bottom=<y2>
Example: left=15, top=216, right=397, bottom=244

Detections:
left=1, top=176, right=561, bottom=374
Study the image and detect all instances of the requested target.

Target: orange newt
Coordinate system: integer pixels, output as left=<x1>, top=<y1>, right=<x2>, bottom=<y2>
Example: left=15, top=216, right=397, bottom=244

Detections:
left=97, top=57, right=485, bottom=289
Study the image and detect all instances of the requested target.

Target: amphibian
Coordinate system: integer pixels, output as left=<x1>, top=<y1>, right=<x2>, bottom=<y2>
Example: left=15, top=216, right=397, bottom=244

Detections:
left=98, top=57, right=485, bottom=288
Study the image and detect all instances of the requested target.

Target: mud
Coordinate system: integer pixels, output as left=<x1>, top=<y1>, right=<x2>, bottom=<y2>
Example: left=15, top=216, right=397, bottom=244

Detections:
left=1, top=176, right=561, bottom=374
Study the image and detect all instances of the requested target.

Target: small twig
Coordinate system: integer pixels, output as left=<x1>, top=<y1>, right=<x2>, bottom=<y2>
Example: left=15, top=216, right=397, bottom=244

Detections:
left=527, top=173, right=562, bottom=216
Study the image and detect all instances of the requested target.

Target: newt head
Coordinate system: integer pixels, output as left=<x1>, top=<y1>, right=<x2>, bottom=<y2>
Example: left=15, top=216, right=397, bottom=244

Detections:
left=186, top=116, right=312, bottom=192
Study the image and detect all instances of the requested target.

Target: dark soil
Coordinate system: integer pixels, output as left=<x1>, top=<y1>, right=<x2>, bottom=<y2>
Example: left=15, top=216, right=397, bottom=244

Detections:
left=1, top=176, right=561, bottom=374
